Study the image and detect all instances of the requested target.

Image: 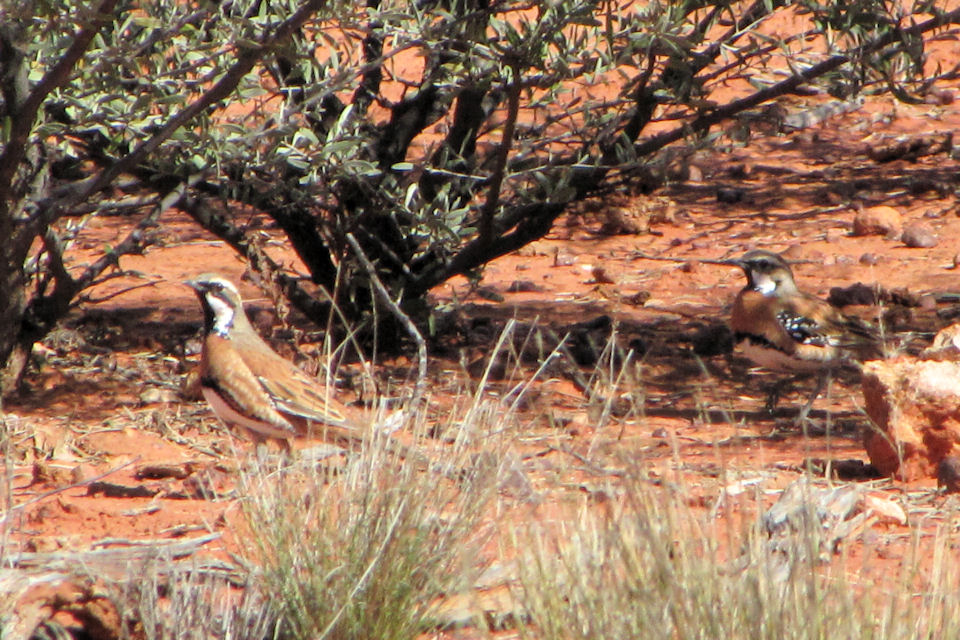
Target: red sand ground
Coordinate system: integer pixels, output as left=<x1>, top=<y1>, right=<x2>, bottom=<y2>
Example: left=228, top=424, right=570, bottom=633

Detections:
left=5, top=11, right=960, bottom=637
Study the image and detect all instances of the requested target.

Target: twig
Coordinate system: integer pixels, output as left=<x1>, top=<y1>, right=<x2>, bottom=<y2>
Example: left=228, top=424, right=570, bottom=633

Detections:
left=548, top=445, right=626, bottom=478
left=345, top=233, right=427, bottom=410
left=9, top=533, right=222, bottom=571
left=76, top=278, right=159, bottom=305
left=478, top=60, right=522, bottom=243
left=0, top=457, right=141, bottom=527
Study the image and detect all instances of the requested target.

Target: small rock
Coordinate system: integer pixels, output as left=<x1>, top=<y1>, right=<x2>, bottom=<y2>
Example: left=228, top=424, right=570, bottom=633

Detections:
left=140, top=387, right=178, bottom=405
left=859, top=253, right=880, bottom=266
left=952, top=253, right=960, bottom=270
left=71, top=464, right=94, bottom=484
left=925, top=88, right=955, bottom=106
left=553, top=248, right=576, bottom=267
left=679, top=260, right=699, bottom=273
left=476, top=287, right=504, bottom=302
left=505, top=280, right=542, bottom=293
left=919, top=294, right=938, bottom=311
left=921, top=323, right=960, bottom=361
left=862, top=357, right=960, bottom=480
left=622, top=291, right=651, bottom=307
left=825, top=228, right=847, bottom=243
left=467, top=353, right=508, bottom=380
left=938, top=456, right=960, bottom=493
left=181, top=370, right=203, bottom=399
left=830, top=459, right=882, bottom=480
left=902, top=222, right=938, bottom=248
left=589, top=265, right=615, bottom=284
left=835, top=254, right=855, bottom=265
left=690, top=240, right=712, bottom=250
left=716, top=186, right=745, bottom=203
left=852, top=206, right=902, bottom=238
left=781, top=245, right=806, bottom=260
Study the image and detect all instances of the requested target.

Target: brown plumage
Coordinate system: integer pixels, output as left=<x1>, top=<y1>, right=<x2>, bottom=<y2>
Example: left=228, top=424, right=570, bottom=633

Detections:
left=727, top=250, right=878, bottom=372
left=725, top=250, right=880, bottom=421
left=185, top=274, right=407, bottom=456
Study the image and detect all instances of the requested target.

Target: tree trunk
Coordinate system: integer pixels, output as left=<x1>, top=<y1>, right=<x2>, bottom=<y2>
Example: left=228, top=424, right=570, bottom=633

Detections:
left=0, top=257, right=28, bottom=401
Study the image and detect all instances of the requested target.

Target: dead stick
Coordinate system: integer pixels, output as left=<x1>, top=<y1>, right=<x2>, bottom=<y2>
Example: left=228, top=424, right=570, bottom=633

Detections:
left=0, top=456, right=141, bottom=527
left=345, top=233, right=427, bottom=410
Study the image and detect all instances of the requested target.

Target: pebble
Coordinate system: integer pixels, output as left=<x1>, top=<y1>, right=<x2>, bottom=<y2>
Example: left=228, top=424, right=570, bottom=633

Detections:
left=140, top=388, right=178, bottom=405
left=589, top=266, right=615, bottom=284
left=825, top=228, right=846, bottom=243
left=939, top=456, right=960, bottom=493
left=919, top=294, right=938, bottom=311
left=781, top=245, right=806, bottom=260
left=716, top=186, right=745, bottom=203
left=553, top=250, right=576, bottom=267
left=859, top=253, right=880, bottom=266
left=505, top=280, right=542, bottom=293
left=852, top=205, right=902, bottom=238
left=925, top=89, right=955, bottom=106
left=902, top=222, right=938, bottom=248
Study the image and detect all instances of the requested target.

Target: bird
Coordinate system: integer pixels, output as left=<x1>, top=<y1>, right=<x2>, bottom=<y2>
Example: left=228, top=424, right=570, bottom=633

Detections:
left=184, top=273, right=419, bottom=461
left=724, top=249, right=880, bottom=423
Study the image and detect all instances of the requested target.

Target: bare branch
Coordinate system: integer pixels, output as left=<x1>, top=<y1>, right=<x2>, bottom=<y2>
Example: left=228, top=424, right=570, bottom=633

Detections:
left=345, top=232, right=427, bottom=410
left=478, top=62, right=522, bottom=243
left=181, top=192, right=331, bottom=322
left=0, top=456, right=140, bottom=528
left=634, top=5, right=960, bottom=159
left=76, top=278, right=158, bottom=305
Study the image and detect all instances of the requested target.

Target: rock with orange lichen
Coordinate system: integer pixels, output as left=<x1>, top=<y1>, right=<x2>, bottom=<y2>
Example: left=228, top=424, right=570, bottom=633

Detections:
left=861, top=355, right=960, bottom=480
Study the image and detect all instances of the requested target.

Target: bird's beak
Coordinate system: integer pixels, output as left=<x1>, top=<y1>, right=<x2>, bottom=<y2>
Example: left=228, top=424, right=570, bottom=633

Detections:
left=699, top=257, right=742, bottom=268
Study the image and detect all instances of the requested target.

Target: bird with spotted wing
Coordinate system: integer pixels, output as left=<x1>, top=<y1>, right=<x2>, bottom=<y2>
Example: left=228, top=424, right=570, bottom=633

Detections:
left=725, top=250, right=880, bottom=423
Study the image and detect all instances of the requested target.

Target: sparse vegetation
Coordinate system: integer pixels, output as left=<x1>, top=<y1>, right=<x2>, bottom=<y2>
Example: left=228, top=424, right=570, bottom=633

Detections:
left=2, top=0, right=960, bottom=395
left=4, top=321, right=960, bottom=638
left=241, top=428, right=498, bottom=640
left=515, top=475, right=960, bottom=640
left=3, top=0, right=960, bottom=638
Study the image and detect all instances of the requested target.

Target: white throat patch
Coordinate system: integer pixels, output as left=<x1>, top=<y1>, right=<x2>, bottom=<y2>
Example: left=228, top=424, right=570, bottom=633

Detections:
left=207, top=293, right=235, bottom=336
left=752, top=274, right=777, bottom=296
